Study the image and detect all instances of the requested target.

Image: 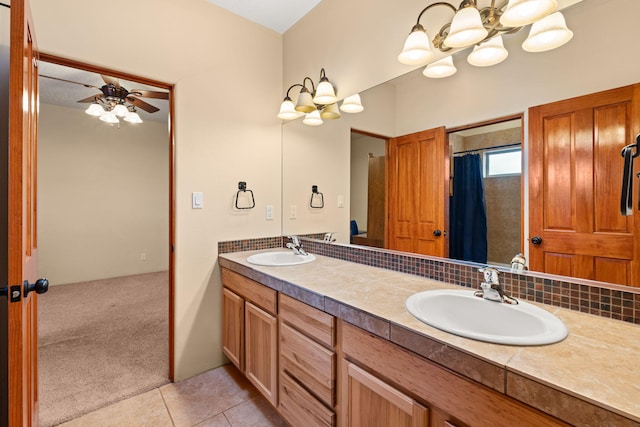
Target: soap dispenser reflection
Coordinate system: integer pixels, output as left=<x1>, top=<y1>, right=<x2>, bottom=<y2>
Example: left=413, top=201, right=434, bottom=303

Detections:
left=510, top=253, right=527, bottom=271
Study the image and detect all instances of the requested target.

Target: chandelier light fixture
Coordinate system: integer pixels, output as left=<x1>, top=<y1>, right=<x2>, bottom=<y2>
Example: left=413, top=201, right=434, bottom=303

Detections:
left=398, top=0, right=573, bottom=77
left=85, top=97, right=144, bottom=124
left=278, top=68, right=364, bottom=126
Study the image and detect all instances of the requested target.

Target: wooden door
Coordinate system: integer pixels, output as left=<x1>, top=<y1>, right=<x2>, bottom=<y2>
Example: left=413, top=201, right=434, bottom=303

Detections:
left=387, top=127, right=448, bottom=257
left=8, top=0, right=42, bottom=425
left=245, top=301, right=278, bottom=406
left=222, top=288, right=244, bottom=371
left=344, top=361, right=428, bottom=427
left=529, top=84, right=640, bottom=286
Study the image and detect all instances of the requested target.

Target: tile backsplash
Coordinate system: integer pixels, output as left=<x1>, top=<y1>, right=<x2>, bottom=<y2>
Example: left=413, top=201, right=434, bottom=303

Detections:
left=218, top=236, right=640, bottom=325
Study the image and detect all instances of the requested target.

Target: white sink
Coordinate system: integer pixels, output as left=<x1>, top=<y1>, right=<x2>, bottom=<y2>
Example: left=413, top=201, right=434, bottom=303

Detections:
left=405, top=289, right=568, bottom=346
left=246, top=251, right=316, bottom=266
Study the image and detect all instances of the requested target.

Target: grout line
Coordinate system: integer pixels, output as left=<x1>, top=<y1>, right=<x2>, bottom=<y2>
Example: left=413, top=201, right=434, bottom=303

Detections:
left=158, top=387, right=177, bottom=427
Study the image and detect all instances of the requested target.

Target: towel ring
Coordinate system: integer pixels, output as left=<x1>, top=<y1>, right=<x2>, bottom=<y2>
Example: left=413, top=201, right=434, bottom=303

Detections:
left=310, top=185, right=324, bottom=209
left=235, top=181, right=255, bottom=210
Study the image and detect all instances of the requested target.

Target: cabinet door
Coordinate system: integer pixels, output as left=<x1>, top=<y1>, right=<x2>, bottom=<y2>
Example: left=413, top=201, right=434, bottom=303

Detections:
left=222, top=288, right=244, bottom=370
left=246, top=301, right=278, bottom=406
left=344, top=362, right=428, bottom=427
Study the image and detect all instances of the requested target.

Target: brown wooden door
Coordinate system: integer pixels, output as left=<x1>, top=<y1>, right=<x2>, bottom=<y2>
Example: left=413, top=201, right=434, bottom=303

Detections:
left=7, top=0, right=41, bottom=425
left=387, top=127, right=448, bottom=257
left=529, top=84, right=640, bottom=287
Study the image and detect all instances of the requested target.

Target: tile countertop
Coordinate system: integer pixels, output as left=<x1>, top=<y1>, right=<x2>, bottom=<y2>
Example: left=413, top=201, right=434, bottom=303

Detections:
left=218, top=249, right=640, bottom=426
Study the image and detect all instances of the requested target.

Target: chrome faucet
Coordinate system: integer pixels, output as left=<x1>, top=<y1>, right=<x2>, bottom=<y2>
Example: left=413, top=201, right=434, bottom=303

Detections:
left=286, top=236, right=307, bottom=256
left=474, top=267, right=518, bottom=304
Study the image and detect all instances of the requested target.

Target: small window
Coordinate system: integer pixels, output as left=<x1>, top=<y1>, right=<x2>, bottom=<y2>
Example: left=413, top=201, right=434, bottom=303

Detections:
left=483, top=147, right=521, bottom=177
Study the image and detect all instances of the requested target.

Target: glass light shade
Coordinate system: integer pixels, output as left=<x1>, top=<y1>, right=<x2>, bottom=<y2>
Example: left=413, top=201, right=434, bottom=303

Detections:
left=500, top=0, right=557, bottom=27
left=398, top=27, right=434, bottom=65
left=444, top=6, right=488, bottom=48
left=320, top=103, right=341, bottom=120
left=124, top=111, right=143, bottom=124
left=313, top=80, right=337, bottom=105
left=522, top=12, right=573, bottom=53
left=423, top=56, right=457, bottom=78
left=340, top=94, right=364, bottom=113
left=85, top=103, right=104, bottom=116
left=112, top=103, right=129, bottom=117
left=295, top=90, right=316, bottom=113
left=277, top=99, right=302, bottom=120
left=99, top=111, right=119, bottom=124
left=303, top=110, right=323, bottom=126
left=467, top=36, right=509, bottom=67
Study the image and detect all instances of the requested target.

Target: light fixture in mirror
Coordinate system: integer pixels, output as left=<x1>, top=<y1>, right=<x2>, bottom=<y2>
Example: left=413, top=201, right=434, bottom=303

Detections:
left=423, top=56, right=457, bottom=78
left=398, top=0, right=572, bottom=78
left=278, top=68, right=364, bottom=125
left=521, top=12, right=573, bottom=52
left=467, top=35, right=509, bottom=66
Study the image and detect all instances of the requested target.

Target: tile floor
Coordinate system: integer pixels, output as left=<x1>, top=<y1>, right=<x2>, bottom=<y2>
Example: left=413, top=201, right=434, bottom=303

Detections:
left=59, top=364, right=287, bottom=427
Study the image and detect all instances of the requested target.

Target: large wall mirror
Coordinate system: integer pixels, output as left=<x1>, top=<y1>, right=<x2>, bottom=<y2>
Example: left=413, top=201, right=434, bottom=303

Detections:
left=281, top=0, right=640, bottom=287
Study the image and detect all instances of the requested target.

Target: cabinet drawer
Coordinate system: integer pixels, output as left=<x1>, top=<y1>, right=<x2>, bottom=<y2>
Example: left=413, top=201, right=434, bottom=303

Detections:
left=281, top=322, right=335, bottom=406
left=222, top=268, right=277, bottom=315
left=279, top=372, right=335, bottom=427
left=279, top=293, right=335, bottom=347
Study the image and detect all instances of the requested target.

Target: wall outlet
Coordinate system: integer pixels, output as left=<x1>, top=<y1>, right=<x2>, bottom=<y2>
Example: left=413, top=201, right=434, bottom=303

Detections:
left=140, top=252, right=147, bottom=261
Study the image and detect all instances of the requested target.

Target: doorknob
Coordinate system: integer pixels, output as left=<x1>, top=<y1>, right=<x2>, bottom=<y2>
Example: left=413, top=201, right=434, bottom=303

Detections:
left=24, top=278, right=49, bottom=296
left=531, top=236, right=543, bottom=245
left=433, top=229, right=442, bottom=237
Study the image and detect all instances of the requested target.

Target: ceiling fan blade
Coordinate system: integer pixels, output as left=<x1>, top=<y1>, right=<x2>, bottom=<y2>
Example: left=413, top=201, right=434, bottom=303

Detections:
left=127, top=97, right=159, bottom=113
left=39, top=74, right=101, bottom=89
left=77, top=94, right=104, bottom=103
left=101, top=75, right=120, bottom=87
left=129, top=89, right=169, bottom=100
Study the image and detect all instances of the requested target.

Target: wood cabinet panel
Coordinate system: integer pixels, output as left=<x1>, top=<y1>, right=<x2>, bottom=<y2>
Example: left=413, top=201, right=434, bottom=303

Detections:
left=245, top=302, right=278, bottom=406
left=279, top=371, right=335, bottom=427
left=340, top=321, right=568, bottom=427
left=222, top=268, right=277, bottom=314
left=279, top=293, right=335, bottom=347
left=280, top=322, right=335, bottom=406
left=344, top=361, right=428, bottom=427
left=222, top=288, right=244, bottom=370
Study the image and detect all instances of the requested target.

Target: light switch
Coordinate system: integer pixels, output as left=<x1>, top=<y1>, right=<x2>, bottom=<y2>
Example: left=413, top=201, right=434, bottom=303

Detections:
left=337, top=195, right=345, bottom=208
left=192, top=192, right=203, bottom=209
left=289, top=205, right=297, bottom=219
left=265, top=205, right=273, bottom=220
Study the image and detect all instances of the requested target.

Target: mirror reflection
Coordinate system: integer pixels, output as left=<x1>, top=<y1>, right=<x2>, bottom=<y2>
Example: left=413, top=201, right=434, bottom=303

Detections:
left=281, top=0, right=640, bottom=288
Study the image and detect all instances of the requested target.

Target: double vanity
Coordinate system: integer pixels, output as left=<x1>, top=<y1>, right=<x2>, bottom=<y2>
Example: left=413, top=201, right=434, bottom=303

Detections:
left=219, top=247, right=640, bottom=426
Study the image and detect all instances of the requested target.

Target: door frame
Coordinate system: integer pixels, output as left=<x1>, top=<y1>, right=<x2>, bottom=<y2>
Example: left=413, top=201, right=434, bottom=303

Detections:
left=37, top=53, right=176, bottom=380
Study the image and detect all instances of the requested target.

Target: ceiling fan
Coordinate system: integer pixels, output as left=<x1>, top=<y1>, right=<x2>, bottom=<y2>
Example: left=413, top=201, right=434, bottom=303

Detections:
left=40, top=73, right=169, bottom=114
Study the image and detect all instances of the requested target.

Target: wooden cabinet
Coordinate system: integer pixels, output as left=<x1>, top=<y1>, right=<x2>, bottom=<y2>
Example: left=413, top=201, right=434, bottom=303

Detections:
left=278, top=294, right=336, bottom=426
left=344, top=361, right=428, bottom=427
left=221, top=268, right=278, bottom=406
left=245, top=302, right=278, bottom=406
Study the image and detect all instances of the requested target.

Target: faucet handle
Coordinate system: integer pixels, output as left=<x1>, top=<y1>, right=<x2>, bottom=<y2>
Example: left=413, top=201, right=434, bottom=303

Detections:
left=479, top=267, right=499, bottom=285
left=287, top=235, right=300, bottom=246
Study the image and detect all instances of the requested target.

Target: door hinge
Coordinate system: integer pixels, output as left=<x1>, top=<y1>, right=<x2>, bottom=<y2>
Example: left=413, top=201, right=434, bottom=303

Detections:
left=0, top=285, right=21, bottom=302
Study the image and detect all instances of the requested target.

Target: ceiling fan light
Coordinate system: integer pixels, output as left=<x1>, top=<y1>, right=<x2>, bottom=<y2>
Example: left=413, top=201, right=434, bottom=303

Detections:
left=303, top=110, right=323, bottom=126
left=340, top=94, right=364, bottom=113
left=398, top=26, right=434, bottom=65
left=423, top=56, right=457, bottom=78
left=124, top=110, right=143, bottom=124
left=313, top=79, right=338, bottom=105
left=522, top=12, right=573, bottom=52
left=112, top=103, right=129, bottom=117
left=278, top=98, right=302, bottom=120
left=320, top=103, right=341, bottom=120
left=99, top=111, right=119, bottom=124
left=295, top=90, right=316, bottom=113
left=444, top=6, right=488, bottom=48
left=500, top=0, right=557, bottom=27
left=85, top=103, right=105, bottom=117
left=467, top=36, right=509, bottom=67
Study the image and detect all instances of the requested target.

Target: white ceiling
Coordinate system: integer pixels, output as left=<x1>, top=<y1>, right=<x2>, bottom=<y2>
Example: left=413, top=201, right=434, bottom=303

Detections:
left=206, top=0, right=322, bottom=34
left=38, top=61, right=169, bottom=123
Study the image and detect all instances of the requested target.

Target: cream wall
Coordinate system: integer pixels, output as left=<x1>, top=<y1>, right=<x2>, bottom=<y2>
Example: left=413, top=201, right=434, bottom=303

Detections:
left=38, top=104, right=169, bottom=285
left=30, top=0, right=283, bottom=380
left=350, top=135, right=385, bottom=231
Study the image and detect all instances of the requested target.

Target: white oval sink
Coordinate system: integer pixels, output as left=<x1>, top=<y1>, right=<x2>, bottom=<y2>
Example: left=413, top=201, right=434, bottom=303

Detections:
left=405, top=289, right=567, bottom=346
left=246, top=251, right=316, bottom=266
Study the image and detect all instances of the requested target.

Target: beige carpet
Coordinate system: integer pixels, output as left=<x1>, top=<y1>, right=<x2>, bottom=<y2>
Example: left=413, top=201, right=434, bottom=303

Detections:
left=38, top=271, right=170, bottom=427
